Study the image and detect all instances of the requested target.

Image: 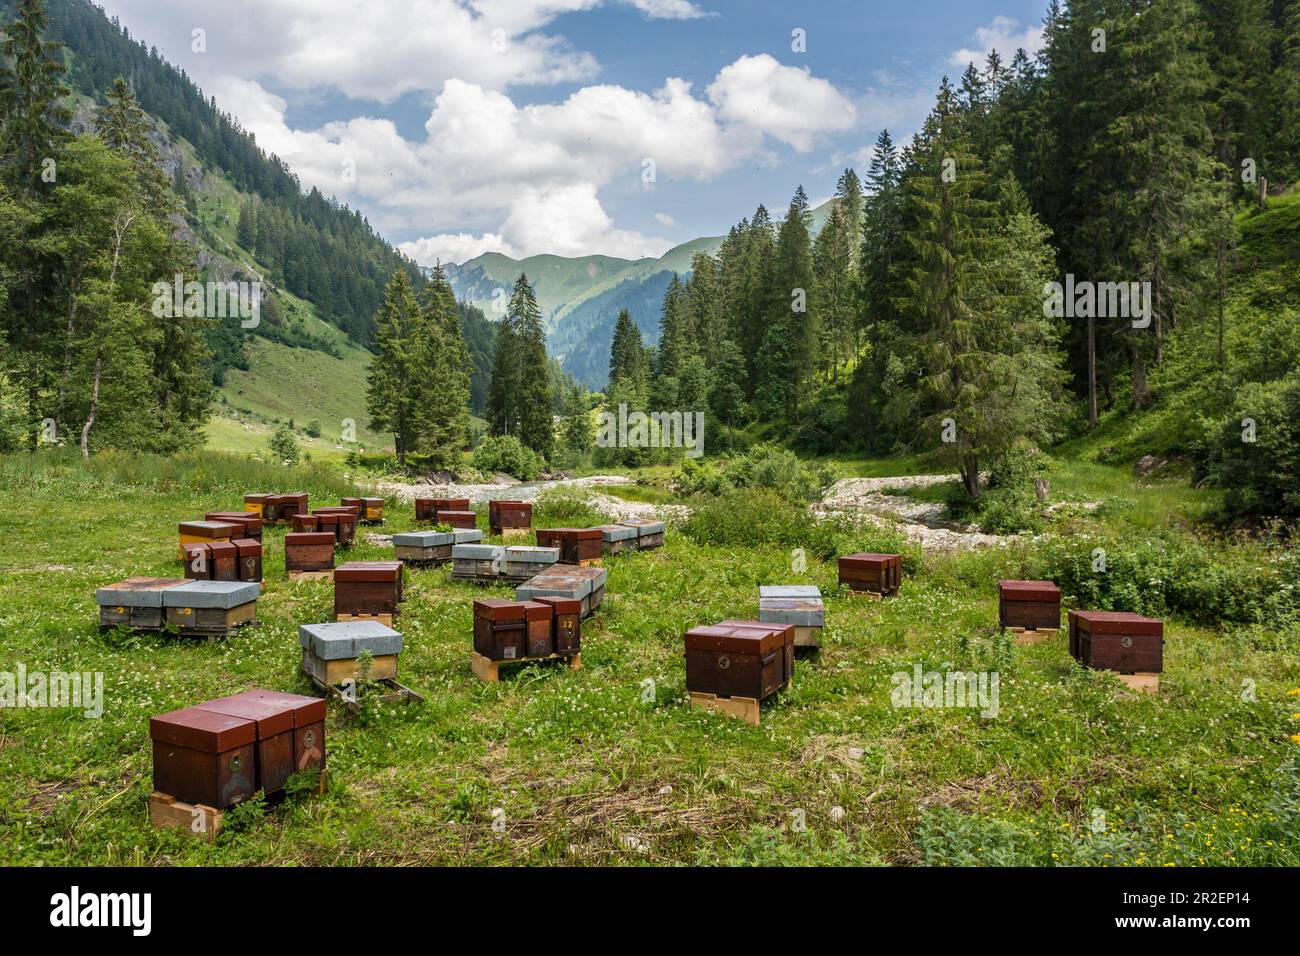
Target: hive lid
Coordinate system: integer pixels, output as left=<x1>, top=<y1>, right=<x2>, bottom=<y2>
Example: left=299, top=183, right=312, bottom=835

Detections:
left=839, top=552, right=899, bottom=566
left=533, top=595, right=582, bottom=615
left=760, top=585, right=822, bottom=600
left=489, top=499, right=531, bottom=510
left=149, top=706, right=256, bottom=751
left=335, top=561, right=402, bottom=583
left=231, top=538, right=261, bottom=555
left=452, top=529, right=485, bottom=544
left=96, top=577, right=187, bottom=608
left=596, top=524, right=638, bottom=542
left=393, top=531, right=454, bottom=547
left=619, top=519, right=665, bottom=536
left=195, top=693, right=294, bottom=738
left=685, top=623, right=787, bottom=655
left=1000, top=580, right=1060, bottom=601
left=178, top=520, right=241, bottom=535
left=1069, top=610, right=1163, bottom=635
left=286, top=532, right=336, bottom=546
left=299, top=620, right=403, bottom=659
left=238, top=689, right=327, bottom=726
left=473, top=598, right=526, bottom=621
left=504, top=546, right=559, bottom=563
left=162, top=580, right=261, bottom=609
left=454, top=543, right=504, bottom=560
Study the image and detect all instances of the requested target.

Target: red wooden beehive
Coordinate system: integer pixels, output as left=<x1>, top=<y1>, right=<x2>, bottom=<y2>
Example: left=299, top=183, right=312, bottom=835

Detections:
left=838, top=553, right=902, bottom=595
left=1068, top=610, right=1164, bottom=674
left=285, top=531, right=335, bottom=573
left=489, top=500, right=533, bottom=533
left=999, top=580, right=1061, bottom=631
left=415, top=497, right=469, bottom=522
left=473, top=599, right=527, bottom=661
left=334, top=560, right=403, bottom=618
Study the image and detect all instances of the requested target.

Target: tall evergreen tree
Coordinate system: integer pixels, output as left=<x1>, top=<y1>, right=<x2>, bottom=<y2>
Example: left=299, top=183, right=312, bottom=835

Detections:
left=0, top=0, right=70, bottom=192
left=511, top=274, right=553, bottom=459
left=418, top=264, right=471, bottom=467
left=367, top=270, right=431, bottom=467
left=768, top=185, right=817, bottom=422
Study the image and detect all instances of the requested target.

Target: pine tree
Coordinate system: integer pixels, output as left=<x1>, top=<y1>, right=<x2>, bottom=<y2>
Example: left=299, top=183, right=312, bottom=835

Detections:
left=685, top=252, right=723, bottom=362
left=486, top=306, right=519, bottom=438
left=767, top=186, right=816, bottom=423
left=367, top=270, right=430, bottom=467
left=1278, top=0, right=1300, bottom=183
left=0, top=0, right=71, bottom=193
left=237, top=200, right=257, bottom=250
left=511, top=274, right=553, bottom=460
left=812, top=199, right=854, bottom=382
left=834, top=168, right=864, bottom=271
left=608, top=308, right=646, bottom=389
left=418, top=264, right=471, bottom=467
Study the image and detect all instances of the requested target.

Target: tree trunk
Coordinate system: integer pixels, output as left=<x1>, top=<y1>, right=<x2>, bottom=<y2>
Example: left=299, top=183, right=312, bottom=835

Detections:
left=1086, top=313, right=1098, bottom=428
left=80, top=353, right=102, bottom=460
left=1131, top=347, right=1152, bottom=409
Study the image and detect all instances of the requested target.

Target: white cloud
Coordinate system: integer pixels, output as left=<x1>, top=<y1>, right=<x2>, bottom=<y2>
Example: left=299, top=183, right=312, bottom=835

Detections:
left=399, top=233, right=516, bottom=266
left=653, top=212, right=677, bottom=227
left=707, top=54, right=856, bottom=152
left=626, top=0, right=707, bottom=19
left=204, top=53, right=855, bottom=259
left=949, top=16, right=1046, bottom=69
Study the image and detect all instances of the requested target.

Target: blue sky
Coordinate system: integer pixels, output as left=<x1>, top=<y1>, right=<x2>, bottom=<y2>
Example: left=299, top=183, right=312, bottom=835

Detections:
left=98, top=0, right=1050, bottom=263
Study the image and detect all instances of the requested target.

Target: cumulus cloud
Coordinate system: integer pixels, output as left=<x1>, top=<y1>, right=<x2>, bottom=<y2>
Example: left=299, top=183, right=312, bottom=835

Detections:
left=201, top=51, right=855, bottom=260
left=949, top=16, right=1046, bottom=68
left=653, top=212, right=677, bottom=227
left=398, top=233, right=516, bottom=265
left=707, top=54, right=856, bottom=152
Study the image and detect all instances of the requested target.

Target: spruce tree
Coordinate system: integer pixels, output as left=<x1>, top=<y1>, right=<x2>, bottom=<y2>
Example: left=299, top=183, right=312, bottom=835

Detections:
left=0, top=0, right=70, bottom=192
left=767, top=186, right=817, bottom=423
left=510, top=274, right=553, bottom=460
left=418, top=264, right=471, bottom=467
left=367, top=270, right=430, bottom=467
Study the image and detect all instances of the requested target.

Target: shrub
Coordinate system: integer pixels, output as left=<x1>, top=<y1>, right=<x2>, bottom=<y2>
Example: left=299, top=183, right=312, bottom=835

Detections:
left=305, top=420, right=322, bottom=438
left=267, top=424, right=300, bottom=465
left=1206, top=372, right=1300, bottom=518
left=681, top=487, right=842, bottom=558
left=472, top=434, right=544, bottom=481
left=1027, top=529, right=1299, bottom=628
left=674, top=444, right=834, bottom=502
left=532, top=485, right=608, bottom=526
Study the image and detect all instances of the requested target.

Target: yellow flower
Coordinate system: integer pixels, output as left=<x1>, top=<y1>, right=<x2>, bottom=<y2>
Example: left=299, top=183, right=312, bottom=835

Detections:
left=1290, top=732, right=1300, bottom=746
left=1288, top=688, right=1300, bottom=697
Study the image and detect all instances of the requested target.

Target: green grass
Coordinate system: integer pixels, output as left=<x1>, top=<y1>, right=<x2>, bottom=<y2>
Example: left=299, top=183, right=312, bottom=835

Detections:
left=0, top=450, right=1296, bottom=866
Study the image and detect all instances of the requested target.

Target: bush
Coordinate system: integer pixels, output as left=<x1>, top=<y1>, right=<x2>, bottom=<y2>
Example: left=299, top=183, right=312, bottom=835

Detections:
left=1027, top=529, right=1299, bottom=628
left=532, top=485, right=609, bottom=526
left=305, top=420, right=322, bottom=438
left=471, top=434, right=544, bottom=481
left=1206, top=372, right=1300, bottom=518
left=681, top=487, right=844, bottom=558
left=267, top=424, right=300, bottom=464
left=674, top=444, right=834, bottom=502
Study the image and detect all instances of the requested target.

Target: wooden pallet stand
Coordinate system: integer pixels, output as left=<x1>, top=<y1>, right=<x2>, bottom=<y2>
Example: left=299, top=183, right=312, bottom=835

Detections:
left=846, top=588, right=884, bottom=601
left=305, top=671, right=422, bottom=714
left=150, top=769, right=330, bottom=841
left=289, top=569, right=334, bottom=582
left=689, top=692, right=760, bottom=726
left=470, top=650, right=580, bottom=683
left=576, top=557, right=603, bottom=568
left=1116, top=672, right=1160, bottom=694
left=1007, top=626, right=1055, bottom=647
left=148, top=791, right=225, bottom=841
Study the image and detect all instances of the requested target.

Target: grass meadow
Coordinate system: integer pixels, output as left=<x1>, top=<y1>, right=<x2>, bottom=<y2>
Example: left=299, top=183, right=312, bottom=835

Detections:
left=0, top=450, right=1297, bottom=865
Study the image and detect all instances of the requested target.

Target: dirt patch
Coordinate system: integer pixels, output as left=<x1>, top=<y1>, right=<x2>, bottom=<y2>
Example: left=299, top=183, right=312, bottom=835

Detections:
left=369, top=475, right=686, bottom=523
left=817, top=475, right=1018, bottom=551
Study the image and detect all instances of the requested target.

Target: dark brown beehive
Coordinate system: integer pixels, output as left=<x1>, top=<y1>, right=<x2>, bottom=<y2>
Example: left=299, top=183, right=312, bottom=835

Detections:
left=1068, top=610, right=1164, bottom=674
left=684, top=622, right=794, bottom=703
left=437, top=509, right=477, bottom=529
left=534, top=595, right=582, bottom=653
left=291, top=513, right=320, bottom=533
left=838, top=553, right=902, bottom=595
left=194, top=693, right=296, bottom=795
left=183, top=542, right=212, bottom=580
left=285, top=532, right=335, bottom=573
left=416, top=497, right=470, bottom=521
left=473, top=599, right=527, bottom=661
left=208, top=540, right=239, bottom=582
left=522, top=600, right=554, bottom=657
left=149, top=707, right=257, bottom=808
left=334, top=561, right=403, bottom=617
left=232, top=538, right=263, bottom=583
left=999, top=580, right=1061, bottom=631
left=489, top=500, right=533, bottom=533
